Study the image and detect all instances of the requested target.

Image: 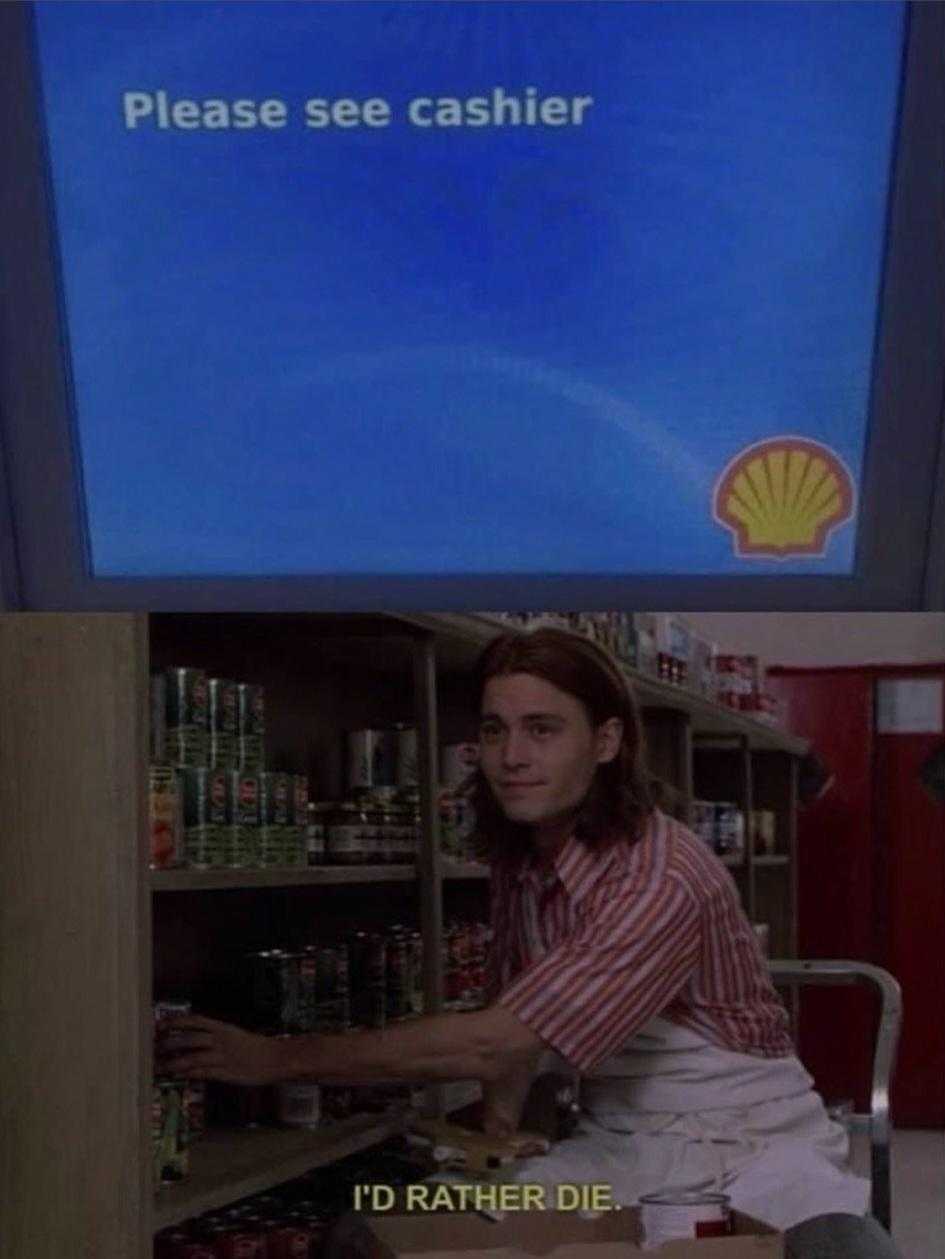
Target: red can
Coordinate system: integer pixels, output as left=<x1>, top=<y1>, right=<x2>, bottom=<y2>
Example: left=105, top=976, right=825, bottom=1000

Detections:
left=212, top=1226, right=266, bottom=1258
left=260, top=1220, right=317, bottom=1259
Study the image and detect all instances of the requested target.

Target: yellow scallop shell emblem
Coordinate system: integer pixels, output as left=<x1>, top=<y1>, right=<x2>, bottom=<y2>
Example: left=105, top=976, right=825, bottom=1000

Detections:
left=713, top=437, right=855, bottom=558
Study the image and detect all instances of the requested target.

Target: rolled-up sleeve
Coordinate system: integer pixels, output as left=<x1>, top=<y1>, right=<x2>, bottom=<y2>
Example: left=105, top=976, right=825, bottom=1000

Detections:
left=496, top=874, right=701, bottom=1072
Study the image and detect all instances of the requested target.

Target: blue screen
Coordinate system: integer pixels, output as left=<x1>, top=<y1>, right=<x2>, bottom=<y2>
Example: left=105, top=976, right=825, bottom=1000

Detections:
left=32, top=1, right=905, bottom=578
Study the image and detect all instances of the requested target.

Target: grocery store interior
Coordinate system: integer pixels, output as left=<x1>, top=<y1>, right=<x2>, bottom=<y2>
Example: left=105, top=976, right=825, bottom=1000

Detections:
left=1, top=609, right=942, bottom=1257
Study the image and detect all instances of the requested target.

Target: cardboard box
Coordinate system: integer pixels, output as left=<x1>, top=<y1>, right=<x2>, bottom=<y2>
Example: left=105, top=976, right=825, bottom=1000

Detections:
left=324, top=1206, right=783, bottom=1258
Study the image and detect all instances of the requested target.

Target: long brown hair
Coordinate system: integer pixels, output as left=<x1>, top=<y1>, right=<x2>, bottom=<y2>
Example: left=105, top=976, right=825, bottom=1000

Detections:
left=469, top=627, right=654, bottom=863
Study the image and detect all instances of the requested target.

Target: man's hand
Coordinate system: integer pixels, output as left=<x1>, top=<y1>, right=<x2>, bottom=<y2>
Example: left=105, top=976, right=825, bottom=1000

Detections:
left=156, top=1014, right=292, bottom=1085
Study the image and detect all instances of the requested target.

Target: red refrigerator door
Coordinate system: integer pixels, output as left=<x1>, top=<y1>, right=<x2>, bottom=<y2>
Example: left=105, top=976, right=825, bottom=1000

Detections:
left=873, top=671, right=945, bottom=1127
left=766, top=668, right=877, bottom=1112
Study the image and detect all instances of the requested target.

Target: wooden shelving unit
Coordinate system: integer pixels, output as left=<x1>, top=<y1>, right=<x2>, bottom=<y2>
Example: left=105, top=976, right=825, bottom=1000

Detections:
left=0, top=611, right=807, bottom=1259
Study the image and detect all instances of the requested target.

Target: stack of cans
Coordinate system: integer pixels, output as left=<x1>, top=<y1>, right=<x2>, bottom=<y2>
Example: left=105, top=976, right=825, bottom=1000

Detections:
left=149, top=664, right=312, bottom=871
left=151, top=669, right=267, bottom=774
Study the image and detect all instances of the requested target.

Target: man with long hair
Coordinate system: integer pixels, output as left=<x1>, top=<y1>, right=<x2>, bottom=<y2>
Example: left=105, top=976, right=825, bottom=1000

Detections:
left=161, top=627, right=898, bottom=1254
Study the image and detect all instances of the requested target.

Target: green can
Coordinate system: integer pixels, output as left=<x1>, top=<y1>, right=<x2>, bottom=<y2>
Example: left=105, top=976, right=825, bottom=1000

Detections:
left=238, top=683, right=265, bottom=736
left=224, top=771, right=260, bottom=869
left=208, top=678, right=238, bottom=734
left=258, top=825, right=286, bottom=868
left=260, top=772, right=291, bottom=825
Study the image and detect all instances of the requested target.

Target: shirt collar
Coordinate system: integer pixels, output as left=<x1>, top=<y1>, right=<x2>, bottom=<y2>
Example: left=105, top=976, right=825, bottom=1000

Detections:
left=515, top=831, right=618, bottom=900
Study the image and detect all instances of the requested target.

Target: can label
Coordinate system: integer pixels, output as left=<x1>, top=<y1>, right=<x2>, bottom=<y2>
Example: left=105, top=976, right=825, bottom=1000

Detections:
left=260, top=772, right=291, bottom=825
left=238, top=734, right=265, bottom=771
left=237, top=683, right=266, bottom=736
left=149, top=766, right=182, bottom=870
left=165, top=728, right=209, bottom=770
left=156, top=1080, right=189, bottom=1182
left=306, top=815, right=326, bottom=865
left=208, top=678, right=238, bottom=734
left=180, top=767, right=228, bottom=826
left=259, top=825, right=286, bottom=868
left=327, top=823, right=363, bottom=864
left=209, top=733, right=239, bottom=770
left=184, top=824, right=225, bottom=869
left=165, top=668, right=209, bottom=728
left=223, top=824, right=258, bottom=869
left=315, top=945, right=350, bottom=1032
left=283, top=825, right=304, bottom=868
left=394, top=726, right=419, bottom=788
left=225, top=772, right=260, bottom=825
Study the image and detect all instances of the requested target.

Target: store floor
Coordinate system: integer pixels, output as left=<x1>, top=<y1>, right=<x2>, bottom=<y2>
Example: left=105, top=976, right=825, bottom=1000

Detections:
left=849, top=1128, right=944, bottom=1258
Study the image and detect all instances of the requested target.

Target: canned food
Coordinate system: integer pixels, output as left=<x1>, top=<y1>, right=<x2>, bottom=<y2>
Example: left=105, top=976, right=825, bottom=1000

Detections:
left=347, top=728, right=395, bottom=794
left=155, top=1230, right=216, bottom=1259
left=165, top=668, right=210, bottom=768
left=408, top=931, right=424, bottom=1015
left=208, top=732, right=239, bottom=771
left=180, top=767, right=228, bottom=869
left=313, top=944, right=350, bottom=1033
left=258, top=825, right=287, bottom=868
left=290, top=775, right=309, bottom=826
left=156, top=1079, right=189, bottom=1183
left=305, top=802, right=327, bottom=866
left=237, top=683, right=265, bottom=736
left=154, top=999, right=192, bottom=1062
left=225, top=772, right=260, bottom=825
left=237, top=735, right=265, bottom=772
left=224, top=772, right=261, bottom=868
left=276, top=1081, right=321, bottom=1128
left=263, top=1222, right=321, bottom=1259
left=212, top=1226, right=266, bottom=1258
left=689, top=800, right=716, bottom=850
left=260, top=772, right=290, bottom=826
left=639, top=1191, right=731, bottom=1249
left=149, top=766, right=183, bottom=870
left=440, top=742, right=479, bottom=791
left=246, top=950, right=298, bottom=1034
left=394, top=724, right=418, bottom=788
left=327, top=802, right=367, bottom=865
left=386, top=931, right=411, bottom=1021
left=208, top=678, right=238, bottom=733
left=282, top=825, right=305, bottom=869
left=714, top=803, right=745, bottom=858
left=296, top=949, right=318, bottom=1032
left=184, top=1080, right=206, bottom=1142
left=349, top=932, right=387, bottom=1029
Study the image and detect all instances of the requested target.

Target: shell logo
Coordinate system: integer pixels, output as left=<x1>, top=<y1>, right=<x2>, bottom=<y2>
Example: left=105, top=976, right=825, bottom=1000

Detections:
left=713, top=437, right=855, bottom=559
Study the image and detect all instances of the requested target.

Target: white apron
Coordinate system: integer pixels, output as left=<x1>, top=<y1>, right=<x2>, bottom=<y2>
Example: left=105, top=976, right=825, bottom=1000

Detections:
left=510, top=1018, right=870, bottom=1231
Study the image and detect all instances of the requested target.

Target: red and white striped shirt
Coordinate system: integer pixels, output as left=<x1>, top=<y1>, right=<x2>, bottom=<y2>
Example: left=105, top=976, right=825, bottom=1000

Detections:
left=489, top=810, right=793, bottom=1072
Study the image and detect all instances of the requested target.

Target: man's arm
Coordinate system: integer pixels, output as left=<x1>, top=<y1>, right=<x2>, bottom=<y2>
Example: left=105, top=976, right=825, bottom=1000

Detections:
left=158, top=1003, right=545, bottom=1088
